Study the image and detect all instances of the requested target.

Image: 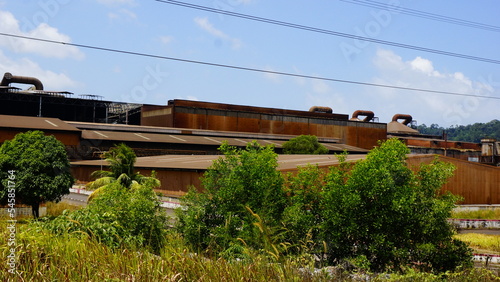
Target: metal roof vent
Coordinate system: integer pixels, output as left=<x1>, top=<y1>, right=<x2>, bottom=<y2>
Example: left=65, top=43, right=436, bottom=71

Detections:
left=350, top=110, right=375, bottom=122
left=0, top=72, right=44, bottom=90
left=309, top=106, right=333, bottom=114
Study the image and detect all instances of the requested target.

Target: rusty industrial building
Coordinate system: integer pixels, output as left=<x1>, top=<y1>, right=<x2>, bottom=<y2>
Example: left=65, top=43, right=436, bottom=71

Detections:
left=1, top=72, right=499, bottom=204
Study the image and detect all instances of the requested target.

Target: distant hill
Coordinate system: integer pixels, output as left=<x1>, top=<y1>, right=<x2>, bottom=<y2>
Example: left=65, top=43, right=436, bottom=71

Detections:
left=416, top=119, right=500, bottom=143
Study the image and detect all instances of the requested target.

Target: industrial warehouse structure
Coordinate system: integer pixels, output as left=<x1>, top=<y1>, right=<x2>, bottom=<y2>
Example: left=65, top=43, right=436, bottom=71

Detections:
left=0, top=72, right=499, bottom=204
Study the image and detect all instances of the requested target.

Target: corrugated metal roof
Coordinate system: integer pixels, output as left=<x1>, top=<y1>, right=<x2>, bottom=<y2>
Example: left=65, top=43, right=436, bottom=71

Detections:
left=0, top=115, right=80, bottom=132
left=81, top=130, right=287, bottom=147
left=80, top=129, right=368, bottom=153
left=71, top=153, right=370, bottom=171
left=69, top=121, right=341, bottom=143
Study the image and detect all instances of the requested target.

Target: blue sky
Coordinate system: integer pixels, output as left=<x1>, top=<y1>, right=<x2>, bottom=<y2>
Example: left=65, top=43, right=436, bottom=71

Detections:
left=0, top=0, right=499, bottom=127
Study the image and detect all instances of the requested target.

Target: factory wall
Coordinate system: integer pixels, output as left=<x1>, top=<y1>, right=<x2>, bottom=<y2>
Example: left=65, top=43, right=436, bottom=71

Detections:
left=70, top=165, right=204, bottom=197
left=141, top=100, right=387, bottom=150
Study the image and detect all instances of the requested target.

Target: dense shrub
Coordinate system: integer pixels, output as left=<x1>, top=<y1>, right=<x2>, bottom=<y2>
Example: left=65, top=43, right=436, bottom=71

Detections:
left=282, top=135, right=329, bottom=154
left=176, top=139, right=472, bottom=272
left=319, top=139, right=472, bottom=272
left=42, top=182, right=168, bottom=252
left=176, top=141, right=286, bottom=257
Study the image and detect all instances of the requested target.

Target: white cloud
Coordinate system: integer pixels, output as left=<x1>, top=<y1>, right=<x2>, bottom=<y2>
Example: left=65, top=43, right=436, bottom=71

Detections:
left=262, top=66, right=281, bottom=83
left=108, top=8, right=137, bottom=21
left=0, top=10, right=84, bottom=59
left=159, top=35, right=174, bottom=45
left=369, top=49, right=499, bottom=126
left=194, top=17, right=242, bottom=49
left=0, top=50, right=78, bottom=90
left=175, top=95, right=199, bottom=101
left=96, top=0, right=136, bottom=6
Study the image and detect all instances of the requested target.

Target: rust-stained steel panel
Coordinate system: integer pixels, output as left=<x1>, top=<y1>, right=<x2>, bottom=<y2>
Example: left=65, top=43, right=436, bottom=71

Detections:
left=344, top=123, right=387, bottom=150
left=407, top=155, right=500, bottom=205
left=168, top=99, right=349, bottom=120
left=237, top=117, right=261, bottom=133
left=140, top=100, right=387, bottom=150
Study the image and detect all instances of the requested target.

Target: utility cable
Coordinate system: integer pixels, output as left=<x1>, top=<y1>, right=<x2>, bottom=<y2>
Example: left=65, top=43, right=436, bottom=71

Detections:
left=1, top=32, right=499, bottom=100
left=341, top=0, right=500, bottom=32
left=154, top=0, right=500, bottom=65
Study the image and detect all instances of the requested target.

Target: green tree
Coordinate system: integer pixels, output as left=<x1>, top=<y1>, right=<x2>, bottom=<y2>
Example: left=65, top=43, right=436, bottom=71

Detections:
left=176, top=139, right=471, bottom=272
left=87, top=143, right=160, bottom=201
left=282, top=135, right=329, bottom=154
left=176, top=141, right=286, bottom=258
left=320, top=139, right=472, bottom=272
left=0, top=131, right=74, bottom=218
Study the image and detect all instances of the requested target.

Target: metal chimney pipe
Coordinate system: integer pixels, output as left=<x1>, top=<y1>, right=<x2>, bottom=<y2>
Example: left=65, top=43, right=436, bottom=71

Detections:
left=0, top=72, right=44, bottom=90
left=351, top=110, right=375, bottom=122
left=392, top=114, right=413, bottom=125
left=309, top=106, right=333, bottom=114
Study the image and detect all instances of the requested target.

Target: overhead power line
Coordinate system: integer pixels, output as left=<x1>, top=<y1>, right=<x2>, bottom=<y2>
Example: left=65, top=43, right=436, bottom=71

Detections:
left=0, top=32, right=498, bottom=100
left=341, top=0, right=500, bottom=33
left=154, top=0, right=500, bottom=65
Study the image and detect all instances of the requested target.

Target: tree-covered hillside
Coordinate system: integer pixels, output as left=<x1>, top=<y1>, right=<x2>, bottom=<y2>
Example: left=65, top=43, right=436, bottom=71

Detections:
left=417, top=120, right=500, bottom=143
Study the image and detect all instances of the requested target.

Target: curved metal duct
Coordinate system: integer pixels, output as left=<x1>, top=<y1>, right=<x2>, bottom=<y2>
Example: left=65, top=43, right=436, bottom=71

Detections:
left=0, top=72, right=44, bottom=90
left=309, top=106, right=333, bottom=114
left=392, top=114, right=413, bottom=125
left=351, top=110, right=375, bottom=122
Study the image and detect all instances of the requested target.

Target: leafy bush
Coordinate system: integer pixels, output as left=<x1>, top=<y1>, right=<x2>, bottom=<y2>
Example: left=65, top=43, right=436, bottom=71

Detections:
left=177, top=139, right=472, bottom=272
left=282, top=135, right=329, bottom=154
left=176, top=141, right=286, bottom=257
left=320, top=139, right=472, bottom=272
left=42, top=182, right=168, bottom=252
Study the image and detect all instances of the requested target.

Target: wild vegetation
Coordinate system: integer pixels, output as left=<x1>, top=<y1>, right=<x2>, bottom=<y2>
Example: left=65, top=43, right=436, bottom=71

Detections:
left=176, top=139, right=473, bottom=273
left=451, top=208, right=500, bottom=220
left=2, top=140, right=497, bottom=280
left=417, top=119, right=500, bottom=142
left=455, top=233, right=500, bottom=255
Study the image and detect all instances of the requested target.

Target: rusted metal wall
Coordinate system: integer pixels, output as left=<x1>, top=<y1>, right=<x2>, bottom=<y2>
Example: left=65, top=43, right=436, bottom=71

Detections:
left=405, top=138, right=481, bottom=151
left=283, top=154, right=500, bottom=205
left=0, top=128, right=80, bottom=146
left=71, top=165, right=204, bottom=196
left=345, top=122, right=387, bottom=150
left=140, top=100, right=387, bottom=150
left=140, top=105, right=173, bottom=127
left=406, top=155, right=500, bottom=205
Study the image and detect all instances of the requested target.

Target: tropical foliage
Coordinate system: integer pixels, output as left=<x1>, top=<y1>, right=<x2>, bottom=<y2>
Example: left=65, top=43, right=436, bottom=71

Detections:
left=41, top=143, right=167, bottom=251
left=86, top=143, right=160, bottom=201
left=42, top=181, right=168, bottom=251
left=175, top=141, right=286, bottom=258
left=177, top=139, right=472, bottom=272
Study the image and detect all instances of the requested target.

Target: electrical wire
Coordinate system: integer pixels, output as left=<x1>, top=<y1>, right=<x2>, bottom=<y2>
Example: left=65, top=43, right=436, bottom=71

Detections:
left=153, top=0, right=500, bottom=65
left=341, top=0, right=500, bottom=32
left=0, top=32, right=498, bottom=100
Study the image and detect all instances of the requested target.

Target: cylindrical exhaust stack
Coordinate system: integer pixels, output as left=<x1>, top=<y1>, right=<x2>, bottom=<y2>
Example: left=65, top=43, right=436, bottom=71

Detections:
left=0, top=72, right=44, bottom=90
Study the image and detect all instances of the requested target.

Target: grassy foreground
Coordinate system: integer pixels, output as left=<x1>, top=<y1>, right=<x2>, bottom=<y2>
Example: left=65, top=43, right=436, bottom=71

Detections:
left=451, top=208, right=500, bottom=220
left=455, top=233, right=500, bottom=255
left=0, top=219, right=499, bottom=281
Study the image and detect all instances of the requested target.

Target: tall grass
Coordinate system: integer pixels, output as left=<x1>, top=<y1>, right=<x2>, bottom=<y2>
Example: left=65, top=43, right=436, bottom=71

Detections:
left=451, top=208, right=500, bottom=220
left=1, top=220, right=499, bottom=281
left=455, top=233, right=500, bottom=254
left=45, top=201, right=81, bottom=217
left=0, top=221, right=335, bottom=281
